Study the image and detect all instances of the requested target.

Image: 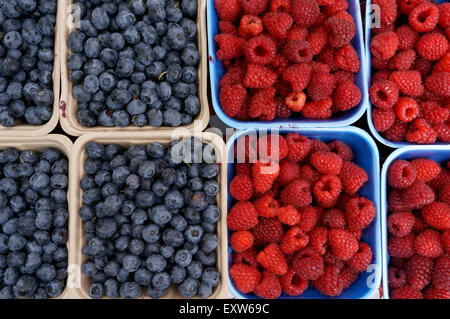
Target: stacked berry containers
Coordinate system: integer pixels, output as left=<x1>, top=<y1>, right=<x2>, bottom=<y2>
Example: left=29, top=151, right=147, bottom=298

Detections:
left=207, top=0, right=369, bottom=129
left=381, top=145, right=450, bottom=299
left=226, top=127, right=382, bottom=299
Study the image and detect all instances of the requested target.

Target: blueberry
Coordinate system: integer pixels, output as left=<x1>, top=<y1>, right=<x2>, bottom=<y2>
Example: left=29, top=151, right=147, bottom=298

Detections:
left=175, top=249, right=192, bottom=267
left=142, top=224, right=160, bottom=243
left=152, top=272, right=171, bottom=290
left=181, top=66, right=197, bottom=83
left=4, top=267, right=19, bottom=286
left=198, top=283, right=213, bottom=298
left=13, top=276, right=38, bottom=298
left=172, top=82, right=191, bottom=99
left=146, top=61, right=165, bottom=80
left=116, top=10, right=136, bottom=30
left=162, top=229, right=184, bottom=247
left=154, top=21, right=167, bottom=36
left=189, top=191, right=208, bottom=212
left=123, top=26, right=140, bottom=44
left=8, top=233, right=27, bottom=251
left=178, top=278, right=198, bottom=298
left=164, top=51, right=181, bottom=66
left=122, top=254, right=141, bottom=273
left=167, top=7, right=183, bottom=23
left=145, top=254, right=166, bottom=273
left=150, top=205, right=172, bottom=225
left=180, top=18, right=197, bottom=39
left=129, top=238, right=145, bottom=256
left=134, top=268, right=152, bottom=286
left=89, top=283, right=104, bottom=298
left=131, top=209, right=148, bottom=225
left=187, top=260, right=203, bottom=279
left=68, top=30, right=85, bottom=54
left=45, top=280, right=63, bottom=298
left=73, top=84, right=91, bottom=103
left=0, top=287, right=13, bottom=299
left=146, top=286, right=165, bottom=299
left=188, top=177, right=203, bottom=191
left=96, top=218, right=117, bottom=238
left=91, top=7, right=110, bottom=31
left=201, top=233, right=218, bottom=253
left=112, top=110, right=130, bottom=127
left=147, top=0, right=166, bottom=22
left=127, top=99, right=146, bottom=115
left=37, top=264, right=57, bottom=282
left=104, top=279, right=119, bottom=298
left=197, top=250, right=217, bottom=267
left=131, top=0, right=147, bottom=15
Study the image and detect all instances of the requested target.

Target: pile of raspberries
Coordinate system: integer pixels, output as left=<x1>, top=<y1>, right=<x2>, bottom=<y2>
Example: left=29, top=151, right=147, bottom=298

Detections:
left=369, top=0, right=450, bottom=144
left=387, top=158, right=450, bottom=299
left=214, top=0, right=362, bottom=121
left=227, top=133, right=376, bottom=298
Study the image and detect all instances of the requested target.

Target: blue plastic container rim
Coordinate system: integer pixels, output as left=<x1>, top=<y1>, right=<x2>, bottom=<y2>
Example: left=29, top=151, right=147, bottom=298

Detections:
left=380, top=145, right=450, bottom=299
left=207, top=0, right=369, bottom=129
left=226, top=126, right=382, bottom=299
left=364, top=0, right=448, bottom=149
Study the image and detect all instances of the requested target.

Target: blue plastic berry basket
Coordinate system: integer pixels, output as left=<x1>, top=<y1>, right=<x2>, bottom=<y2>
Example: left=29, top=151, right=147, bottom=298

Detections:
left=380, top=145, right=450, bottom=299
left=364, top=0, right=448, bottom=148
left=226, top=127, right=382, bottom=299
left=207, top=0, right=368, bottom=129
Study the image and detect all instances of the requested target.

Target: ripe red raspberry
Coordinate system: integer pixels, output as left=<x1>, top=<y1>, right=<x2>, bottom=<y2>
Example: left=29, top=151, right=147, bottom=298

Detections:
left=334, top=44, right=360, bottom=73
left=389, top=71, right=423, bottom=97
left=403, top=180, right=436, bottom=210
left=299, top=164, right=321, bottom=186
left=277, top=160, right=300, bottom=187
left=235, top=163, right=252, bottom=176
left=238, top=15, right=263, bottom=39
left=347, top=242, right=373, bottom=272
left=371, top=55, right=390, bottom=70
left=424, top=72, right=450, bottom=98
left=405, top=255, right=433, bottom=291
left=307, top=71, right=335, bottom=102
left=388, top=232, right=416, bottom=258
left=219, top=83, right=247, bottom=118
left=310, top=139, right=330, bottom=153
left=410, top=158, right=441, bottom=182
left=324, top=16, right=356, bottom=48
left=327, top=140, right=353, bottom=162
left=292, top=247, right=325, bottom=280
left=280, top=269, right=308, bottom=296
left=239, top=0, right=268, bottom=14
left=254, top=271, right=282, bottom=299
left=310, top=151, right=343, bottom=175
left=372, top=0, right=398, bottom=25
left=296, top=207, right=321, bottom=234
left=421, top=101, right=449, bottom=126
left=252, top=160, right=280, bottom=193
left=257, top=133, right=288, bottom=162
left=388, top=188, right=408, bottom=212
left=243, top=64, right=277, bottom=89
left=275, top=97, right=292, bottom=118
left=387, top=159, right=416, bottom=189
left=421, top=202, right=450, bottom=231
left=234, top=134, right=257, bottom=163
left=220, top=65, right=246, bottom=88
left=307, top=27, right=327, bottom=55
left=395, top=25, right=419, bottom=50
left=369, top=80, right=399, bottom=109
left=340, top=265, right=359, bottom=289
left=416, top=33, right=448, bottom=61
left=215, top=33, right=245, bottom=60
left=345, top=196, right=376, bottom=231
left=372, top=108, right=396, bottom=132
left=257, top=243, right=288, bottom=275
left=333, top=71, right=355, bottom=86
left=329, top=229, right=358, bottom=261
left=270, top=0, right=291, bottom=12
left=339, top=161, right=368, bottom=195
left=389, top=265, right=407, bottom=289
left=406, top=118, right=438, bottom=144
left=262, top=12, right=293, bottom=39
left=409, top=2, right=439, bottom=32
left=228, top=201, right=259, bottom=231
left=413, top=57, right=433, bottom=76
left=434, top=52, right=450, bottom=73
left=316, top=46, right=338, bottom=71
left=239, top=247, right=259, bottom=267
left=314, top=175, right=342, bottom=208
left=230, top=174, right=253, bottom=201
left=309, top=226, right=329, bottom=255
left=438, top=2, right=450, bottom=27
left=252, top=218, right=284, bottom=246
left=219, top=21, right=238, bottom=35
left=371, top=71, right=391, bottom=84
left=302, top=98, right=333, bottom=119
left=271, top=54, right=290, bottom=76
left=370, top=31, right=399, bottom=61
left=394, top=97, right=419, bottom=123
left=415, top=229, right=443, bottom=258
left=440, top=185, right=450, bottom=206
left=430, top=168, right=450, bottom=191
left=284, top=91, right=306, bottom=112
left=231, top=231, right=255, bottom=253
left=291, top=0, right=320, bottom=27
left=390, top=286, right=423, bottom=299
left=432, top=256, right=450, bottom=291
left=280, top=179, right=313, bottom=208
left=323, top=0, right=348, bottom=16
left=280, top=226, right=309, bottom=254
left=285, top=133, right=311, bottom=163
left=314, top=264, right=344, bottom=296
left=286, top=25, right=309, bottom=42
left=423, top=286, right=450, bottom=299
left=398, top=0, right=426, bottom=14
left=387, top=211, right=415, bottom=238
left=230, top=263, right=261, bottom=293
left=249, top=87, right=277, bottom=120
left=244, top=35, right=277, bottom=65
left=215, top=0, right=241, bottom=22
left=277, top=206, right=301, bottom=226
left=435, top=123, right=450, bottom=143
left=336, top=193, right=358, bottom=211
left=323, top=248, right=345, bottom=269
left=321, top=208, right=346, bottom=229
left=282, top=63, right=312, bottom=92
left=253, top=194, right=280, bottom=218
left=389, top=49, right=416, bottom=71
left=283, top=40, right=313, bottom=64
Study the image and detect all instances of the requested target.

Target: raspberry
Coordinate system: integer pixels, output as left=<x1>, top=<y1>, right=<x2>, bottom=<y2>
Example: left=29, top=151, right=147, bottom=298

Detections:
left=314, top=175, right=342, bottom=208
left=421, top=202, right=450, bottom=231
left=333, top=71, right=355, bottom=86
left=310, top=139, right=330, bottom=153
left=236, top=163, right=252, bottom=176
left=388, top=188, right=408, bottom=212
left=405, top=255, right=433, bottom=291
left=339, top=161, right=368, bottom=195
left=388, top=265, right=407, bottom=289
left=410, top=158, right=441, bottom=182
left=369, top=80, right=399, bottom=109
left=334, top=44, right=360, bottom=73
left=424, top=72, right=450, bottom=98
left=413, top=57, right=433, bottom=76
left=256, top=243, right=288, bottom=275
left=399, top=0, right=426, bottom=14
left=302, top=98, right=333, bottom=119
left=253, top=194, right=280, bottom=218
left=230, top=174, right=254, bottom=201
left=395, top=25, right=419, bottom=51
left=215, top=33, right=245, bottom=60
left=440, top=185, right=450, bottom=206
left=219, top=83, right=247, bottom=118
left=327, top=140, right=353, bottom=162
left=254, top=270, right=282, bottom=299
left=323, top=0, right=348, bottom=16
left=416, top=33, right=448, bottom=62
left=219, top=21, right=238, bottom=35
left=390, top=71, right=423, bottom=97
left=244, top=35, right=277, bottom=65
left=277, top=160, right=300, bottom=187
left=340, top=265, right=359, bottom=289
left=309, top=226, right=329, bottom=255
left=310, top=151, right=343, bottom=175
left=370, top=31, right=399, bottom=61
left=307, top=27, right=327, bottom=55
left=258, top=134, right=288, bottom=162
left=415, top=229, right=443, bottom=258
left=270, top=0, right=291, bottom=12
left=329, top=229, right=358, bottom=261
left=390, top=286, right=423, bottom=299
left=295, top=206, right=320, bottom=233
left=234, top=134, right=257, bottom=163
left=321, top=208, right=346, bottom=229
left=406, top=118, right=437, bottom=144
left=345, top=196, right=376, bottom=231
left=409, top=2, right=439, bottom=33
left=299, top=164, right=321, bottom=185
left=347, top=242, right=373, bottom=272
left=324, top=16, right=356, bottom=48
left=283, top=40, right=313, bottom=64
left=286, top=25, right=309, bottom=42
left=231, top=231, right=255, bottom=253
left=240, top=0, right=268, bottom=14
left=372, top=108, right=396, bottom=132
left=291, top=0, right=320, bottom=27
left=275, top=97, right=292, bottom=118
left=280, top=226, right=309, bottom=254
left=423, top=286, right=450, bottom=299
left=228, top=201, right=259, bottom=231
left=271, top=54, right=289, bottom=76
left=314, top=264, right=344, bottom=296
left=432, top=256, right=450, bottom=291
left=336, top=193, right=358, bottom=211
left=315, top=46, right=337, bottom=72
left=430, top=168, right=450, bottom=191
left=388, top=49, right=416, bottom=71
left=371, top=71, right=391, bottom=84
left=292, top=247, right=324, bottom=280
left=239, top=15, right=264, bottom=39
left=220, top=65, right=246, bottom=88
left=282, top=63, right=312, bottom=92
left=372, top=0, right=398, bottom=25
left=285, top=133, right=311, bottom=162
left=387, top=211, right=415, bottom=238
left=262, top=12, right=293, bottom=39
left=285, top=91, right=306, bottom=112
left=252, top=160, right=280, bottom=193
left=249, top=87, right=277, bottom=120
left=230, top=263, right=261, bottom=293
left=420, top=101, right=450, bottom=126
left=434, top=52, right=450, bottom=73
left=403, top=180, right=436, bottom=210
left=244, top=64, right=278, bottom=89
left=307, top=71, right=335, bottom=102
left=280, top=269, right=308, bottom=296
left=280, top=179, right=312, bottom=208
left=438, top=3, right=450, bottom=29
left=215, top=0, right=241, bottom=22
left=394, top=97, right=419, bottom=123
left=252, top=218, right=284, bottom=246
left=388, top=232, right=416, bottom=258
left=276, top=205, right=300, bottom=226
left=371, top=55, right=390, bottom=70
left=435, top=123, right=450, bottom=143
left=323, top=248, right=345, bottom=269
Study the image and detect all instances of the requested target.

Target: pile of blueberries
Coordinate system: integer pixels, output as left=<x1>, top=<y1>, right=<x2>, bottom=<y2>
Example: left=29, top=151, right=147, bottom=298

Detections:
left=0, top=147, right=69, bottom=299
left=80, top=138, right=221, bottom=298
left=68, top=0, right=201, bottom=128
left=0, top=0, right=56, bottom=127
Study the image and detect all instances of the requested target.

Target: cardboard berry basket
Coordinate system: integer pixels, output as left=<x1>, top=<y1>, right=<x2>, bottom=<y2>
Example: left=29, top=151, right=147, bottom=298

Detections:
left=68, top=132, right=228, bottom=299
left=0, top=0, right=63, bottom=136
left=226, top=127, right=382, bottom=299
left=0, top=135, right=77, bottom=298
left=380, top=145, right=450, bottom=299
left=59, top=0, right=209, bottom=136
left=207, top=0, right=368, bottom=129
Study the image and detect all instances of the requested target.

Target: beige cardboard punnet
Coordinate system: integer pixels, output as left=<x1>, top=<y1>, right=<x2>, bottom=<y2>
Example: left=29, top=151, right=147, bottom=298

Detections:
left=68, top=132, right=228, bottom=299
left=59, top=0, right=209, bottom=136
left=0, top=0, right=63, bottom=136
